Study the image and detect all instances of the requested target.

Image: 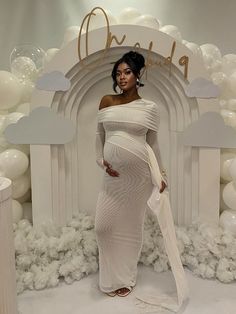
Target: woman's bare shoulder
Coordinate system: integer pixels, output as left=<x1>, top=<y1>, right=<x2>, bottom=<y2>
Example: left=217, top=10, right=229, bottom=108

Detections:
left=99, top=94, right=118, bottom=110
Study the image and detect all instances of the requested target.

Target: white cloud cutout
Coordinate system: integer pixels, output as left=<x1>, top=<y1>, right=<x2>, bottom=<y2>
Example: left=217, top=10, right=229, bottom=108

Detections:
left=36, top=71, right=71, bottom=91
left=185, top=77, right=220, bottom=98
left=181, top=112, right=236, bottom=148
left=4, top=107, right=75, bottom=144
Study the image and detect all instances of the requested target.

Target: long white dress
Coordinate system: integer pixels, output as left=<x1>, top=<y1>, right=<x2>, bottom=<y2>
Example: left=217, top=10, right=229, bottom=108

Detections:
left=95, top=98, right=188, bottom=313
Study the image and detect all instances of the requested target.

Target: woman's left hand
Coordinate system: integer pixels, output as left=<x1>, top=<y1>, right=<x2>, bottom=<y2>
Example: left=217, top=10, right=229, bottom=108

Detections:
left=159, top=180, right=167, bottom=193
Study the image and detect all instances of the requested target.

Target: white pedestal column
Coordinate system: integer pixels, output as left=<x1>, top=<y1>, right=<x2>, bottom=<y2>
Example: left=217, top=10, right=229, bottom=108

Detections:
left=0, top=177, right=18, bottom=314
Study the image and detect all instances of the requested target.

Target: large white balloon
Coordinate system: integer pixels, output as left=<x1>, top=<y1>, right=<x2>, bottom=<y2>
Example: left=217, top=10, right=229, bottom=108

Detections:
left=118, top=7, right=141, bottom=24
left=222, top=54, right=236, bottom=76
left=134, top=14, right=160, bottom=30
left=160, top=25, right=182, bottom=41
left=220, top=109, right=236, bottom=128
left=16, top=189, right=31, bottom=204
left=0, top=149, right=29, bottom=179
left=11, top=56, right=37, bottom=81
left=61, top=26, right=85, bottom=48
left=12, top=199, right=23, bottom=223
left=219, top=210, right=236, bottom=236
left=220, top=152, right=235, bottom=182
left=200, top=44, right=222, bottom=73
left=0, top=71, right=22, bottom=110
left=200, top=43, right=221, bottom=60
left=223, top=181, right=236, bottom=210
left=12, top=173, right=30, bottom=199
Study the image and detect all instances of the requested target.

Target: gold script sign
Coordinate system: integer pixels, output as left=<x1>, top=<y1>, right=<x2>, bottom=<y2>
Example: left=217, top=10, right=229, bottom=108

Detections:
left=78, top=7, right=189, bottom=79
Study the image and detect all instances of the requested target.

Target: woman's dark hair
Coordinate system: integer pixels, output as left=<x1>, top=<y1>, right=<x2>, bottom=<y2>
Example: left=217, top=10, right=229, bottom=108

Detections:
left=111, top=51, right=145, bottom=93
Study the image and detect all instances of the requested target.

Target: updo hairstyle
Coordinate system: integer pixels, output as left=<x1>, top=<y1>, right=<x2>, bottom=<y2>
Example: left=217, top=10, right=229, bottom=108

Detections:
left=111, top=51, right=145, bottom=93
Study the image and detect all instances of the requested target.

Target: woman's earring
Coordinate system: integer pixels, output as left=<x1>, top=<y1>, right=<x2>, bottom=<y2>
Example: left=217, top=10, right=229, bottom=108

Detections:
left=136, top=78, right=140, bottom=88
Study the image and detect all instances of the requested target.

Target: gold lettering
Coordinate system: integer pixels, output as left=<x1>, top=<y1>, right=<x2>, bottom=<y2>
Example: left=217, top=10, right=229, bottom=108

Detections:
left=179, top=55, right=189, bottom=79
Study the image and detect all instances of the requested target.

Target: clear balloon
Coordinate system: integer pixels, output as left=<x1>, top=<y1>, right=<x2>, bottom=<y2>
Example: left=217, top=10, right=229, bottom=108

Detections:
left=219, top=210, right=236, bottom=236
left=223, top=181, right=236, bottom=210
left=11, top=56, right=37, bottom=81
left=134, top=14, right=160, bottom=30
left=10, top=44, right=45, bottom=75
left=160, top=25, right=182, bottom=42
left=0, top=71, right=22, bottom=110
left=220, top=152, right=235, bottom=182
left=12, top=199, right=23, bottom=223
left=118, top=7, right=141, bottom=24
left=0, top=149, right=29, bottom=179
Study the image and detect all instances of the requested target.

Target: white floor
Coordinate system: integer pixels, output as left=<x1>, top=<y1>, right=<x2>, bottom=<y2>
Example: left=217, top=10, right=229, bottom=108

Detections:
left=18, top=264, right=236, bottom=314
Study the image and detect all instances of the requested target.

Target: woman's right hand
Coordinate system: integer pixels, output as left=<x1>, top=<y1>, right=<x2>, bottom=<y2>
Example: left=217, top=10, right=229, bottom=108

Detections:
left=103, top=160, right=119, bottom=177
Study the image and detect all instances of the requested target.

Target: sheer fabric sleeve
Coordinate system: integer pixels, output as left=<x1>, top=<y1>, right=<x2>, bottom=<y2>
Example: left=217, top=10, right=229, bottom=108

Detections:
left=95, top=122, right=105, bottom=169
left=146, top=129, right=167, bottom=184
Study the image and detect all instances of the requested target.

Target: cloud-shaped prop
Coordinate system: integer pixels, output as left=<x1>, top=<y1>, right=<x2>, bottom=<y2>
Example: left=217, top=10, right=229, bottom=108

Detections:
left=181, top=112, right=236, bottom=148
left=36, top=71, right=71, bottom=91
left=4, top=107, right=75, bottom=144
left=185, top=77, right=220, bottom=98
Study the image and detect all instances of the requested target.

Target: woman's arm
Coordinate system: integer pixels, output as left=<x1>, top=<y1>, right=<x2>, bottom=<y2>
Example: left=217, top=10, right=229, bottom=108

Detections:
left=95, top=122, right=106, bottom=169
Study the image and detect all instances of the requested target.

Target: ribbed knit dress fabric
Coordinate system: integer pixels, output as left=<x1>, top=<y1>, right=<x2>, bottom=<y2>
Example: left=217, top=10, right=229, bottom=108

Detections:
left=95, top=99, right=188, bottom=313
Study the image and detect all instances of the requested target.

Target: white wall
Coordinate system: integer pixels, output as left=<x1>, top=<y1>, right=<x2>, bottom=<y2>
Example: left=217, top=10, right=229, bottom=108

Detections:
left=0, top=0, right=235, bottom=70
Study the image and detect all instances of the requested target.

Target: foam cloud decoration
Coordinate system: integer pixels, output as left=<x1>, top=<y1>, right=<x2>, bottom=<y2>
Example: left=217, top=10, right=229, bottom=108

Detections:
left=181, top=112, right=236, bottom=148
left=4, top=107, right=75, bottom=144
left=36, top=71, right=71, bottom=91
left=185, top=77, right=220, bottom=98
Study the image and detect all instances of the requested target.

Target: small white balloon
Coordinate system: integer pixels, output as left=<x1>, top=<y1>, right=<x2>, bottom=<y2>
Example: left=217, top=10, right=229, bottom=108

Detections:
left=160, top=25, right=182, bottom=42
left=200, top=43, right=222, bottom=60
left=220, top=210, right=236, bottom=236
left=223, top=181, right=236, bottom=210
left=134, top=14, right=160, bottom=30
left=222, top=54, right=236, bottom=76
left=211, top=72, right=228, bottom=91
left=219, top=99, right=228, bottom=110
left=3, top=112, right=25, bottom=130
left=118, top=7, right=141, bottom=24
left=220, top=109, right=236, bottom=128
left=61, top=26, right=85, bottom=48
left=185, top=42, right=203, bottom=59
left=220, top=152, right=235, bottom=182
left=16, top=102, right=30, bottom=115
left=43, top=48, right=59, bottom=66
left=19, top=79, right=34, bottom=103
left=22, top=202, right=32, bottom=222
left=0, top=71, right=22, bottom=110
left=16, top=189, right=31, bottom=204
left=12, top=173, right=30, bottom=199
left=0, top=115, right=7, bottom=134
left=0, top=149, right=29, bottom=179
left=12, top=199, right=23, bottom=223
left=220, top=184, right=230, bottom=213
left=229, top=71, right=236, bottom=95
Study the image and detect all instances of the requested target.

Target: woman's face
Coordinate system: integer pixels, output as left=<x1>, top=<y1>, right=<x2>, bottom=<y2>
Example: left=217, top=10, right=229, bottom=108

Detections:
left=116, top=62, right=137, bottom=92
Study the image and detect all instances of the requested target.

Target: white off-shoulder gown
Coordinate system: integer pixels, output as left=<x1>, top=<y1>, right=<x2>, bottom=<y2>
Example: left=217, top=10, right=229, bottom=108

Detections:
left=95, top=99, right=188, bottom=313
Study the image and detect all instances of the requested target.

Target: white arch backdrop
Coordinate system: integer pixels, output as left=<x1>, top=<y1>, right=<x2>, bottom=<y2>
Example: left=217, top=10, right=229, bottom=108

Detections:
left=31, top=24, right=220, bottom=226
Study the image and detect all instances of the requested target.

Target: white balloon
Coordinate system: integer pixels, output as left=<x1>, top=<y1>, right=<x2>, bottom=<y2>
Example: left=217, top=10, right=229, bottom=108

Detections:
left=22, top=202, right=32, bottom=222
left=11, top=56, right=37, bottom=81
left=160, top=25, right=182, bottom=41
left=222, top=54, right=236, bottom=76
left=43, top=48, right=59, bottom=66
left=220, top=210, right=236, bottom=236
left=12, top=199, right=23, bottom=223
left=223, top=181, right=236, bottom=210
left=19, top=79, right=34, bottom=103
left=12, top=173, right=30, bottom=199
left=219, top=99, right=228, bottom=110
left=0, top=115, right=7, bottom=134
left=229, top=158, right=236, bottom=181
left=16, top=189, right=31, bottom=204
left=220, top=184, right=230, bottom=213
left=61, top=26, right=85, bottom=48
left=16, top=102, right=30, bottom=115
left=118, top=7, right=141, bottom=24
left=134, top=14, right=160, bottom=30
left=200, top=43, right=222, bottom=60
left=0, top=71, right=22, bottom=110
left=220, top=109, right=236, bottom=128
left=211, top=72, right=228, bottom=92
left=185, top=42, right=203, bottom=59
left=0, top=149, right=29, bottom=179
left=220, top=152, right=235, bottom=182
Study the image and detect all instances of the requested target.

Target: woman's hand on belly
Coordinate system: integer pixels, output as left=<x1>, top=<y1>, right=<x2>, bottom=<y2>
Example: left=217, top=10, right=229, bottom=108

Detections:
left=103, top=159, right=120, bottom=177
